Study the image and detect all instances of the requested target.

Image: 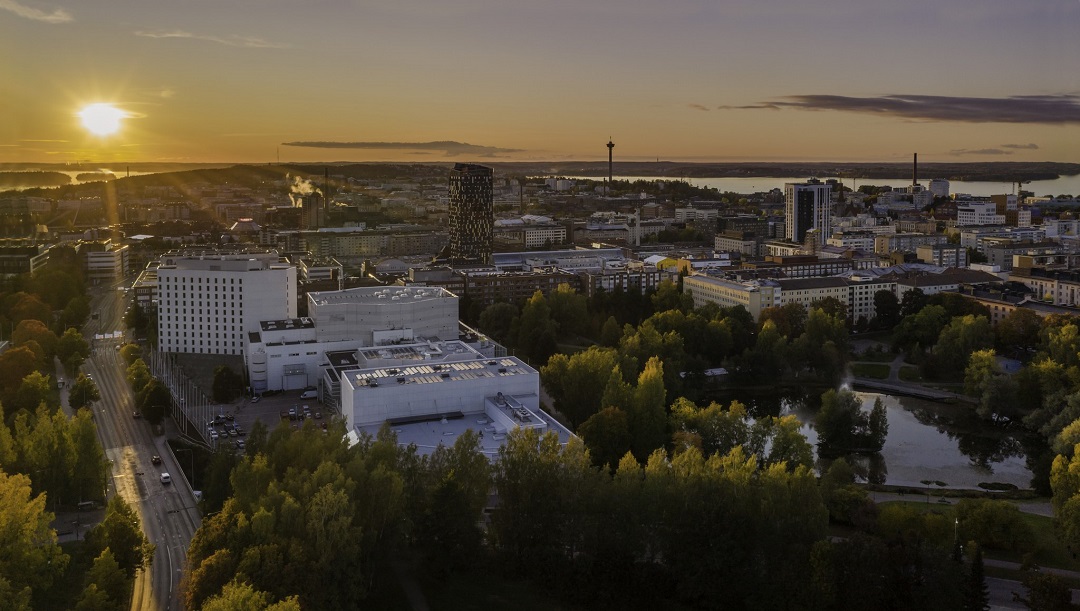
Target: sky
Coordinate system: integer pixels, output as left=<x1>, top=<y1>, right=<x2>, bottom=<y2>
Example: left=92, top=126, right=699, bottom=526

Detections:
left=2, top=0, right=1078, bottom=165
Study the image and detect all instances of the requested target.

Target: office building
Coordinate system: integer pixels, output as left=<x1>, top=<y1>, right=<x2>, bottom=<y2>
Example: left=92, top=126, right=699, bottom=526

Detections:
left=784, top=179, right=832, bottom=246
left=157, top=250, right=297, bottom=356
left=448, top=163, right=494, bottom=263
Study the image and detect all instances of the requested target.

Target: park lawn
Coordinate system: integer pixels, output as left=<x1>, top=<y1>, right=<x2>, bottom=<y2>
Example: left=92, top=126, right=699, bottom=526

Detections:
left=898, top=366, right=923, bottom=382
left=855, top=351, right=897, bottom=363
left=850, top=363, right=891, bottom=379
left=877, top=501, right=1080, bottom=571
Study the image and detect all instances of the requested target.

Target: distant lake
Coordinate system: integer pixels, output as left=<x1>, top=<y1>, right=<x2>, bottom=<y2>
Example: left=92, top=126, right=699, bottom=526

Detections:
left=566, top=174, right=1080, bottom=199
left=707, top=388, right=1036, bottom=490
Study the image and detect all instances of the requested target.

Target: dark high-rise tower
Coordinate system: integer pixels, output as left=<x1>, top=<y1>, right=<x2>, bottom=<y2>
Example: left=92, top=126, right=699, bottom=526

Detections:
left=448, top=163, right=494, bottom=263
left=606, top=139, right=614, bottom=196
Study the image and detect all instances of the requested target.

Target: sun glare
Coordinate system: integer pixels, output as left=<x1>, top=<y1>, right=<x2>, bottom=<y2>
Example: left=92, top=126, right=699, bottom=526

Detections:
left=79, top=103, right=127, bottom=136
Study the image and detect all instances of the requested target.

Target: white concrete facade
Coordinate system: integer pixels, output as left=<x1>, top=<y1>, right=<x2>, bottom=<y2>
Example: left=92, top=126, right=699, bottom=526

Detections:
left=157, top=251, right=297, bottom=356
left=307, top=285, right=459, bottom=344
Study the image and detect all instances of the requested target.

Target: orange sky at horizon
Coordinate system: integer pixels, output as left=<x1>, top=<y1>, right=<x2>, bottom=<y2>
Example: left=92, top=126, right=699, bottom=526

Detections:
left=3, top=0, right=1078, bottom=165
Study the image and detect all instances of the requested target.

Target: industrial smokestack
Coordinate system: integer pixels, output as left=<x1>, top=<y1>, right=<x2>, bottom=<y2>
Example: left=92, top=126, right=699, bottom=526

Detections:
left=913, top=153, right=918, bottom=186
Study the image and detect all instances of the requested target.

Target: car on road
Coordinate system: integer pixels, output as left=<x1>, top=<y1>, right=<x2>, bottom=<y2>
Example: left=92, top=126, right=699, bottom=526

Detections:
left=151, top=455, right=162, bottom=465
left=160, top=473, right=171, bottom=484
left=133, top=411, right=141, bottom=418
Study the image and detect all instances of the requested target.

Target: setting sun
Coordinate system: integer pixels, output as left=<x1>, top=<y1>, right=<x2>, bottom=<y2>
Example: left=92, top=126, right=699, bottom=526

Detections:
left=78, top=103, right=127, bottom=136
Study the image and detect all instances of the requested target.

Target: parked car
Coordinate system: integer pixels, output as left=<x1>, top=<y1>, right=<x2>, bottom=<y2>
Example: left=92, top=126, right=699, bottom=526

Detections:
left=314, top=411, right=322, bottom=419
left=300, top=389, right=317, bottom=399
left=280, top=410, right=289, bottom=420
left=250, top=395, right=261, bottom=403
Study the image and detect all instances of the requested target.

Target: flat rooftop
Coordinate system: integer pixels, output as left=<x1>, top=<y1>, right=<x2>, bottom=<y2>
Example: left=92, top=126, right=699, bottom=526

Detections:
left=354, top=396, right=575, bottom=459
left=348, top=356, right=533, bottom=389
left=260, top=317, right=315, bottom=332
left=308, top=285, right=453, bottom=306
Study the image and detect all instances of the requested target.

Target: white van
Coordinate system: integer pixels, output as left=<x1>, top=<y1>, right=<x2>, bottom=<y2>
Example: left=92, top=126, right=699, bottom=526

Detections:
left=300, top=389, right=317, bottom=399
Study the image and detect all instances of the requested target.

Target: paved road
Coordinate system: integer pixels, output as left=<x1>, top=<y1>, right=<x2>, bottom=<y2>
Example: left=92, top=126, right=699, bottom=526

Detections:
left=80, top=280, right=201, bottom=611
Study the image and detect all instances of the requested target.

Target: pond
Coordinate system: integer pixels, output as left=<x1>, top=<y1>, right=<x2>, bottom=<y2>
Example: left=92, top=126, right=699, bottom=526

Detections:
left=706, top=387, right=1040, bottom=491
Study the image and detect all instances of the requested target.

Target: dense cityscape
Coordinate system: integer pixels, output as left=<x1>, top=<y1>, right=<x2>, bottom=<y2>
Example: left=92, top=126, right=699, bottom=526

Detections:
left=5, top=0, right=1080, bottom=609
left=2, top=156, right=1080, bottom=610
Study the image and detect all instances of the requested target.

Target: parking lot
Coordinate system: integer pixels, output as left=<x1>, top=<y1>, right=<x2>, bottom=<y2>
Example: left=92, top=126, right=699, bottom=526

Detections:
left=202, top=389, right=342, bottom=451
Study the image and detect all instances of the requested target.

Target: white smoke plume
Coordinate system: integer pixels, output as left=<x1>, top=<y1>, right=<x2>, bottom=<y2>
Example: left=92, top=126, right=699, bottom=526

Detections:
left=286, top=173, right=322, bottom=207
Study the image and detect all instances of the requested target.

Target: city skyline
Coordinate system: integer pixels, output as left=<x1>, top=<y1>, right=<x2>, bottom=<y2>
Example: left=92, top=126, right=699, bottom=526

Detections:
left=3, top=0, right=1078, bottom=164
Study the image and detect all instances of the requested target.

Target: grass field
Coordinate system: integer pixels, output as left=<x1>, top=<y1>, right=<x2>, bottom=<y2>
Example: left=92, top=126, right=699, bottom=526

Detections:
left=855, top=351, right=897, bottom=363
left=851, top=363, right=891, bottom=379
left=898, top=365, right=923, bottom=382
left=878, top=501, right=1079, bottom=572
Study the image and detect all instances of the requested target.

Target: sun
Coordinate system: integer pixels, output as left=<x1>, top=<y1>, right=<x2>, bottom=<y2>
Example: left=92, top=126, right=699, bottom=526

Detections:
left=78, top=103, right=127, bottom=136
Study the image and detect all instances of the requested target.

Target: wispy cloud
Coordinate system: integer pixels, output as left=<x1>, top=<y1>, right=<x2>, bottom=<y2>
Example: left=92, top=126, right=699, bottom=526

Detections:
left=948, top=148, right=1013, bottom=156
left=688, top=103, right=711, bottom=112
left=1001, top=143, right=1039, bottom=150
left=0, top=0, right=71, bottom=23
left=135, top=29, right=290, bottom=49
left=724, top=94, right=1080, bottom=124
left=282, top=140, right=524, bottom=156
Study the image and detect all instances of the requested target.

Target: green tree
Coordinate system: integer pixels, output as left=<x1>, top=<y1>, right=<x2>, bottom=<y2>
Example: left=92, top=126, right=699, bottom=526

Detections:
left=11, top=319, right=58, bottom=359
left=13, top=371, right=56, bottom=413
left=627, top=357, right=668, bottom=461
left=138, top=379, right=172, bottom=426
left=0, top=469, right=68, bottom=605
left=212, top=366, right=242, bottom=403
left=1017, top=570, right=1073, bottom=611
left=758, top=302, right=808, bottom=338
left=578, top=406, right=631, bottom=469
left=516, top=291, right=558, bottom=364
left=56, top=327, right=91, bottom=371
left=963, top=546, right=989, bottom=611
left=82, top=547, right=127, bottom=611
left=476, top=302, right=519, bottom=344
left=599, top=315, right=622, bottom=347
left=540, top=347, right=620, bottom=427
left=816, top=389, right=887, bottom=452
left=996, top=308, right=1043, bottom=355
left=810, top=296, right=849, bottom=321
left=69, top=373, right=101, bottom=411
left=873, top=289, right=902, bottom=329
left=650, top=279, right=693, bottom=314
left=118, top=343, right=142, bottom=367
left=934, top=315, right=995, bottom=374
left=546, top=283, right=589, bottom=337
left=85, top=495, right=155, bottom=578
left=201, top=580, right=301, bottom=611
left=70, top=409, right=108, bottom=504
left=126, top=359, right=152, bottom=396
left=0, top=346, right=42, bottom=408
left=900, top=288, right=929, bottom=317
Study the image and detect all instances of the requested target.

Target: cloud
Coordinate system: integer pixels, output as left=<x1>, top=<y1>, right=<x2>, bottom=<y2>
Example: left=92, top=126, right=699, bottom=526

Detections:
left=728, top=94, right=1080, bottom=124
left=1001, top=143, right=1039, bottom=150
left=135, top=29, right=290, bottom=49
left=717, top=103, right=780, bottom=110
left=0, top=0, right=71, bottom=23
left=688, top=104, right=711, bottom=112
left=948, top=148, right=1013, bottom=156
left=282, top=140, right=524, bottom=156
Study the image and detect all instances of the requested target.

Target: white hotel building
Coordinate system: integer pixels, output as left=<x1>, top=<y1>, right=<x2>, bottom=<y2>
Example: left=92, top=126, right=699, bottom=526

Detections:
left=157, top=250, right=297, bottom=356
